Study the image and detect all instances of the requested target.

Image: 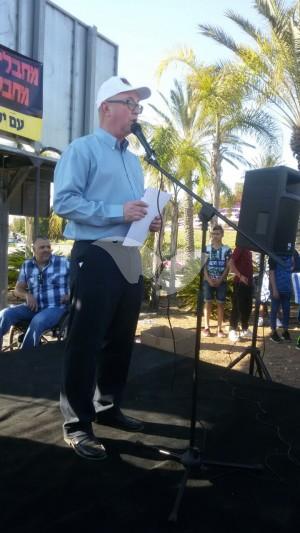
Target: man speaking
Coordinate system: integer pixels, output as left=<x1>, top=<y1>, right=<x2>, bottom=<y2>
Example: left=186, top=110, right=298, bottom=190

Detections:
left=53, top=76, right=161, bottom=460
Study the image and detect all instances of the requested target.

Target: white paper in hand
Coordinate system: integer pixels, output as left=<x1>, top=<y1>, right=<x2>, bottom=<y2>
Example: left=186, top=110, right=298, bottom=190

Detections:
left=123, top=188, right=171, bottom=247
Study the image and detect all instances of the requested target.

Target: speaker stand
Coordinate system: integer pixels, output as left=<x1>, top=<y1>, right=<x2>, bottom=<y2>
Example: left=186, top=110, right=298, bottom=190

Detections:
left=136, top=208, right=264, bottom=523
left=227, top=253, right=272, bottom=380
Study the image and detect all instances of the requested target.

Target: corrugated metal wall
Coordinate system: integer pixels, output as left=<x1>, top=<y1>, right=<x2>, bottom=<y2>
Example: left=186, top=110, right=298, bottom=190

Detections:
left=0, top=0, right=118, bottom=150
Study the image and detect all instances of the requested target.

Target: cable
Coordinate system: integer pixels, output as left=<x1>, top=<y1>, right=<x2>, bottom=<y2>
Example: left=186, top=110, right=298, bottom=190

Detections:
left=154, top=173, right=178, bottom=389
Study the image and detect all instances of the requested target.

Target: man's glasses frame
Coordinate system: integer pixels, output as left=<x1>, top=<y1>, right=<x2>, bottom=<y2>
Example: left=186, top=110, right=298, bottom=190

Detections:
left=106, top=99, right=143, bottom=114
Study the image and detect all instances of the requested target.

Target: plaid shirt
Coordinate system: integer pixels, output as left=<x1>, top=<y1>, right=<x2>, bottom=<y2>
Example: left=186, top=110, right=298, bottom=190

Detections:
left=205, top=244, right=231, bottom=279
left=18, top=254, right=70, bottom=310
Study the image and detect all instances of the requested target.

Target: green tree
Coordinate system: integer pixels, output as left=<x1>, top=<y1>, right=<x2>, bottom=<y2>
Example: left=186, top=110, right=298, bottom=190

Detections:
left=10, top=217, right=25, bottom=235
left=137, top=123, right=180, bottom=308
left=157, top=49, right=279, bottom=215
left=251, top=150, right=283, bottom=169
left=199, top=0, right=300, bottom=166
left=48, top=210, right=65, bottom=241
left=147, top=80, right=209, bottom=255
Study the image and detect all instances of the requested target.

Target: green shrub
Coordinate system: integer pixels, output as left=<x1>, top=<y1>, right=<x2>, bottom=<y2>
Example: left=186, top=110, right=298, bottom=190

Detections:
left=8, top=250, right=25, bottom=289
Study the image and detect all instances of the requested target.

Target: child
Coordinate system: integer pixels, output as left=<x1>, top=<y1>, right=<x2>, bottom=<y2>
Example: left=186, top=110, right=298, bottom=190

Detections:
left=203, top=225, right=231, bottom=337
left=269, top=255, right=294, bottom=343
left=228, top=247, right=253, bottom=342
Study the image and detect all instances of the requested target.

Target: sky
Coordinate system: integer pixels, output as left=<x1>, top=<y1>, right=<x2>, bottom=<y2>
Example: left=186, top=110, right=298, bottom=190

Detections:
left=52, top=0, right=296, bottom=186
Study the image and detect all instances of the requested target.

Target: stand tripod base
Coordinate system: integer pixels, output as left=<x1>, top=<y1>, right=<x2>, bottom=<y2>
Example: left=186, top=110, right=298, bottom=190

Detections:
left=136, top=440, right=263, bottom=522
left=228, top=346, right=272, bottom=380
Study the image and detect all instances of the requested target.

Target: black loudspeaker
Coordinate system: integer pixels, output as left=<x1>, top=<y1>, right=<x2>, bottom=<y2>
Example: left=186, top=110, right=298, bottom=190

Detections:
left=236, top=166, right=300, bottom=254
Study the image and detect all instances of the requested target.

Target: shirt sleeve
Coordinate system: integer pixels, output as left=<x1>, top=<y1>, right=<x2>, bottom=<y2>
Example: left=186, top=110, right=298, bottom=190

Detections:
left=53, top=142, right=124, bottom=226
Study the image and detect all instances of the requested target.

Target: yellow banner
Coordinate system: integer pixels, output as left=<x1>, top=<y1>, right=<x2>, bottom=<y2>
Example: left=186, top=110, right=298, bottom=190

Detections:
left=0, top=105, right=42, bottom=141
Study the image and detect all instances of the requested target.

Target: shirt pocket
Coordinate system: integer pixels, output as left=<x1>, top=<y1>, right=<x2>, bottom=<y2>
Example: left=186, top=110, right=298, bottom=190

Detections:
left=27, top=274, right=40, bottom=291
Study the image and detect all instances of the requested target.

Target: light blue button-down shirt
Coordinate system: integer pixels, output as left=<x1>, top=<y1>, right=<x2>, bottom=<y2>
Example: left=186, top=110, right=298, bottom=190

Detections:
left=53, top=128, right=144, bottom=240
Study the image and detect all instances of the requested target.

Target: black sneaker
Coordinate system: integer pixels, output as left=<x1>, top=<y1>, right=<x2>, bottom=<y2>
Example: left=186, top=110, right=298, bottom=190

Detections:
left=281, top=330, right=291, bottom=341
left=270, top=331, right=282, bottom=343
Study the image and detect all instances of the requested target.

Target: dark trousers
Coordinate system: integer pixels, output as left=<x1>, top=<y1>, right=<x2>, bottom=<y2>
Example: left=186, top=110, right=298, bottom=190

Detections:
left=61, top=242, right=143, bottom=437
left=230, top=282, right=253, bottom=331
left=270, top=292, right=291, bottom=331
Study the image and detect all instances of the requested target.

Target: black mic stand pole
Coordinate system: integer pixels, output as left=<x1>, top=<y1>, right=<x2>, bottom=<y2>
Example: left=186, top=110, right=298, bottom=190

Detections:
left=137, top=151, right=277, bottom=522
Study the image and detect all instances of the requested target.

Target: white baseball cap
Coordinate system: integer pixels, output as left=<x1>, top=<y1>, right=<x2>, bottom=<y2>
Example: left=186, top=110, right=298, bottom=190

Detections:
left=96, top=76, right=151, bottom=109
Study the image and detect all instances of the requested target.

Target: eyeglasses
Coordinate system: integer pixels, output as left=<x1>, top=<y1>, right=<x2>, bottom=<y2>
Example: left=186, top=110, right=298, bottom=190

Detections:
left=106, top=99, right=143, bottom=114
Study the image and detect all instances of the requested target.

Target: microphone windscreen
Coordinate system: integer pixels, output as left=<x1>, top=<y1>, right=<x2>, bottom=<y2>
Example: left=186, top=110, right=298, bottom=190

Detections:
left=130, top=122, right=142, bottom=135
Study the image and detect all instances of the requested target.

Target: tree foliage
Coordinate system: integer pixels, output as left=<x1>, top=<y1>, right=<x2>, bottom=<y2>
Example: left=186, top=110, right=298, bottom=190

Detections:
left=199, top=0, right=300, bottom=167
left=157, top=48, right=278, bottom=212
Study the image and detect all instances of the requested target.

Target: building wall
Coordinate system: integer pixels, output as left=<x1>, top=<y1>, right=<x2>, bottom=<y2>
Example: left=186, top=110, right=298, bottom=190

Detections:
left=0, top=0, right=118, bottom=150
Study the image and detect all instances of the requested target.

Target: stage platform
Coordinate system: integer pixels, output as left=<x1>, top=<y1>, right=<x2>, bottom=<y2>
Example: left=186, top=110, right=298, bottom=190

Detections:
left=0, top=341, right=300, bottom=532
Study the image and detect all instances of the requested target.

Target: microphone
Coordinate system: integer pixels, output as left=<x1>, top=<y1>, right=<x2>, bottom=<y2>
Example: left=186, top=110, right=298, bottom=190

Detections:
left=130, top=122, right=157, bottom=161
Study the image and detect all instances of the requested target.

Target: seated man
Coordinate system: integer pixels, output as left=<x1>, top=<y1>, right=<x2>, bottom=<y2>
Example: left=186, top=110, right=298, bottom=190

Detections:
left=0, top=236, right=70, bottom=351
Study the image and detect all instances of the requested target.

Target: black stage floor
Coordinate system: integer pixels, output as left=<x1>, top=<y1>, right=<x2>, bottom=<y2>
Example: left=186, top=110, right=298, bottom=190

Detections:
left=0, top=341, right=300, bottom=533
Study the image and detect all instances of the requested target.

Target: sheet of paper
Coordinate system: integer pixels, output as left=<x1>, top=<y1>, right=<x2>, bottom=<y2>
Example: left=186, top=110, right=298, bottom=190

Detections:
left=123, top=188, right=171, bottom=247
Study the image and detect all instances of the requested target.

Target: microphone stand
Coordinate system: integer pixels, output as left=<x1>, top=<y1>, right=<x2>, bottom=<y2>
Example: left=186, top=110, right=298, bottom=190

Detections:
left=136, top=150, right=277, bottom=522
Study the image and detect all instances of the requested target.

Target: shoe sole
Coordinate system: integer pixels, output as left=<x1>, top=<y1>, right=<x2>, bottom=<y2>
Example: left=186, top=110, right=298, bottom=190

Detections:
left=64, top=439, right=107, bottom=461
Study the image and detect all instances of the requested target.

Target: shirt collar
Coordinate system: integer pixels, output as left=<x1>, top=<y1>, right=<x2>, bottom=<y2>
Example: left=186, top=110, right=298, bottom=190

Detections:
left=95, top=127, right=129, bottom=152
left=32, top=254, right=53, bottom=269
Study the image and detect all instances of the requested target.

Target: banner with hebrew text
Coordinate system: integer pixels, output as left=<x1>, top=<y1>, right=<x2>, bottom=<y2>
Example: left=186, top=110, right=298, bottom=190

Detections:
left=0, top=45, right=43, bottom=141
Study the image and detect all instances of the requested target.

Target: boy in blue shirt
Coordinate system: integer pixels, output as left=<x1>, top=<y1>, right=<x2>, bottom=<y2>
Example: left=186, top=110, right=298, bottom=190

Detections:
left=203, top=225, right=231, bottom=337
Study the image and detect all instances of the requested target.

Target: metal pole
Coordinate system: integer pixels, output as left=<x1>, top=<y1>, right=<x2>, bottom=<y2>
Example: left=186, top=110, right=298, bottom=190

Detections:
left=0, top=170, right=9, bottom=309
left=34, top=163, right=41, bottom=239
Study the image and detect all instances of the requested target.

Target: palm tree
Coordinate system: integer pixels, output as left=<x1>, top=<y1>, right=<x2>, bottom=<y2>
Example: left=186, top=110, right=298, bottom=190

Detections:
left=157, top=49, right=279, bottom=214
left=147, top=79, right=209, bottom=255
left=138, top=124, right=180, bottom=307
left=136, top=81, right=209, bottom=308
left=199, top=0, right=300, bottom=167
left=251, top=150, right=283, bottom=169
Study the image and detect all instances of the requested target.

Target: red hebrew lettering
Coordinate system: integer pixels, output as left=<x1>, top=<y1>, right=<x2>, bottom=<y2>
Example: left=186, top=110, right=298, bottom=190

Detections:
left=3, top=51, right=13, bottom=74
left=12, top=82, right=29, bottom=106
left=1, top=78, right=12, bottom=100
left=11, top=57, right=22, bottom=79
left=0, top=77, right=29, bottom=106
left=21, top=62, right=39, bottom=85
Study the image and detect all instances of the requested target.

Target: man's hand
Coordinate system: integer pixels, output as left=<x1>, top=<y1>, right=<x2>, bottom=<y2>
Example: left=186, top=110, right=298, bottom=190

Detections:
left=123, top=201, right=148, bottom=222
left=149, top=216, right=162, bottom=232
left=26, top=293, right=38, bottom=312
left=240, top=274, right=248, bottom=285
